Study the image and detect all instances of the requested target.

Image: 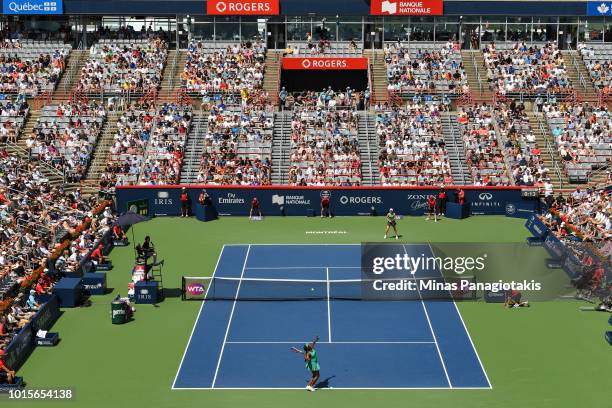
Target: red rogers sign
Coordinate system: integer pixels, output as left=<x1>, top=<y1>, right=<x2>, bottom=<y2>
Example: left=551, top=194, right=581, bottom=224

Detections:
left=282, top=57, right=369, bottom=70
left=370, top=0, right=443, bottom=15
left=207, top=0, right=279, bottom=15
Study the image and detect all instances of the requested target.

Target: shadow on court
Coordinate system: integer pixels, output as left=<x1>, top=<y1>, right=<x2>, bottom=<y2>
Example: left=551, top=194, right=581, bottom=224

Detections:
left=315, top=376, right=336, bottom=389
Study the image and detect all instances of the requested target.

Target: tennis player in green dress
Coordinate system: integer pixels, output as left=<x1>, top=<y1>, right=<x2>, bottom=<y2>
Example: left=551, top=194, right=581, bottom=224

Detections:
left=291, top=336, right=320, bottom=391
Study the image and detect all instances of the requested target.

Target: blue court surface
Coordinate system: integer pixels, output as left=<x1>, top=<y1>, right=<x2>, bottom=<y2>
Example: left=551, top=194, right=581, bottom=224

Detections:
left=172, top=244, right=491, bottom=390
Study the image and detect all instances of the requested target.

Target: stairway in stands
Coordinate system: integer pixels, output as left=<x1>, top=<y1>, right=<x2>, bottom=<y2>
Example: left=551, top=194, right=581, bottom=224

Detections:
left=561, top=50, right=599, bottom=101
left=460, top=50, right=493, bottom=103
left=525, top=110, right=566, bottom=190
left=263, top=50, right=282, bottom=101
left=179, top=113, right=208, bottom=184
left=363, top=50, right=388, bottom=105
left=441, top=112, right=471, bottom=185
left=55, top=49, right=89, bottom=100
left=82, top=110, right=123, bottom=193
left=160, top=49, right=188, bottom=93
left=270, top=111, right=291, bottom=185
left=357, top=111, right=379, bottom=186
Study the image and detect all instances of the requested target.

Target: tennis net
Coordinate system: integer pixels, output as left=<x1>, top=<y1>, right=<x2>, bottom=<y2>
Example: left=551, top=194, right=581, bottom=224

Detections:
left=181, top=276, right=477, bottom=301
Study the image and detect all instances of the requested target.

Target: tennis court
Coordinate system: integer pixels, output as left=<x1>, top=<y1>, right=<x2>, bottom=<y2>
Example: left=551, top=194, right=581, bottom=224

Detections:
left=172, top=244, right=492, bottom=390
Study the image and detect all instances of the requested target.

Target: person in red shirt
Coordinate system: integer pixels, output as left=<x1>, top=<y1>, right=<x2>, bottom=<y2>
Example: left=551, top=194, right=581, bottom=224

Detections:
left=180, top=187, right=189, bottom=217
left=505, top=290, right=530, bottom=308
left=457, top=188, right=465, bottom=205
left=250, top=197, right=262, bottom=219
left=90, top=244, right=105, bottom=265
left=113, top=225, right=127, bottom=241
left=320, top=195, right=331, bottom=218
left=426, top=195, right=438, bottom=222
left=0, top=350, right=15, bottom=384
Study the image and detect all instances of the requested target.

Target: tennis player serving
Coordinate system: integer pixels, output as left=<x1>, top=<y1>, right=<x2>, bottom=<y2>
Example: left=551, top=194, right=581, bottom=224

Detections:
left=384, top=208, right=399, bottom=240
left=291, top=336, right=320, bottom=391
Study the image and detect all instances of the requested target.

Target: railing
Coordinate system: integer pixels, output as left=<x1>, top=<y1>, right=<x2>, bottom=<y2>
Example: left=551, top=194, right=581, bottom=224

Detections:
left=468, top=50, right=484, bottom=96
left=532, top=105, right=564, bottom=189
left=490, top=110, right=515, bottom=186
left=276, top=111, right=286, bottom=184
left=167, top=49, right=180, bottom=90
left=362, top=112, right=374, bottom=186
left=3, top=141, right=66, bottom=184
left=566, top=46, right=589, bottom=93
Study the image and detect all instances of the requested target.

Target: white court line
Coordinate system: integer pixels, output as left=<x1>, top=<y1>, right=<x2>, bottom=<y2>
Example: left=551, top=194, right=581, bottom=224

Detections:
left=427, top=244, right=492, bottom=389
left=174, top=386, right=492, bottom=391
left=225, top=341, right=436, bottom=344
left=224, top=244, right=434, bottom=247
left=211, top=244, right=251, bottom=388
left=402, top=244, right=452, bottom=389
left=326, top=267, right=332, bottom=343
left=245, top=266, right=359, bottom=270
left=171, top=245, right=226, bottom=390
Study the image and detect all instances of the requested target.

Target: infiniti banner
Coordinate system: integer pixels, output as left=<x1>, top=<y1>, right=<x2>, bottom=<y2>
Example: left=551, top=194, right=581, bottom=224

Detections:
left=3, top=0, right=63, bottom=14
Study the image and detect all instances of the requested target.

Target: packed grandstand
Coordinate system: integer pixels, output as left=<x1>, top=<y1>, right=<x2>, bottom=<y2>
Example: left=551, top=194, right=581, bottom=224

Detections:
left=0, top=5, right=609, bottom=404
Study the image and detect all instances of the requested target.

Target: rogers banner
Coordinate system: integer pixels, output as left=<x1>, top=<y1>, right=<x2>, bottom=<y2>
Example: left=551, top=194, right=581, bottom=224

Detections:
left=282, top=57, right=369, bottom=70
left=207, top=0, right=279, bottom=15
left=370, top=0, right=443, bottom=15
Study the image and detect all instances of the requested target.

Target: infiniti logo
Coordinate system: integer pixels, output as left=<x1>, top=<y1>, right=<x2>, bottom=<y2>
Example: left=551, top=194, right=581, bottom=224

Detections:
left=478, top=193, right=493, bottom=201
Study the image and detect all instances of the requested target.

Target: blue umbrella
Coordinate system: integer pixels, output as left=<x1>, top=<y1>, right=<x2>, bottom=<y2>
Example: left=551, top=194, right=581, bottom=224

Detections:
left=114, top=211, right=150, bottom=252
left=115, top=211, right=150, bottom=227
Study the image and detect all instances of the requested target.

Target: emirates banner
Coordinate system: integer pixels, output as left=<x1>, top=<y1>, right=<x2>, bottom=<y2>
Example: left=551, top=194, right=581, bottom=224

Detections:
left=206, top=0, right=279, bottom=15
left=281, top=57, right=369, bottom=70
left=370, top=0, right=443, bottom=16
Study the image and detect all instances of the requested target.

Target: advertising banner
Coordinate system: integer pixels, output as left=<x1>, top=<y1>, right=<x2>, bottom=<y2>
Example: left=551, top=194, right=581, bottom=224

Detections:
left=281, top=57, right=369, bottom=70
left=4, top=324, right=35, bottom=371
left=116, top=186, right=539, bottom=218
left=587, top=1, right=612, bottom=16
left=206, top=0, right=279, bottom=15
left=3, top=0, right=62, bottom=14
left=31, top=295, right=61, bottom=332
left=370, top=0, right=443, bottom=16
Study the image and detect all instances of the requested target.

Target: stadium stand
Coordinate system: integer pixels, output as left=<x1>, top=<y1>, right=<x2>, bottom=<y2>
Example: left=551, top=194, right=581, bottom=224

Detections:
left=482, top=42, right=571, bottom=95
left=384, top=41, right=467, bottom=96
left=578, top=43, right=612, bottom=95
left=457, top=103, right=511, bottom=185
left=0, top=39, right=70, bottom=96
left=0, top=150, right=113, bottom=342
left=26, top=101, right=106, bottom=183
left=195, top=104, right=273, bottom=185
left=543, top=102, right=611, bottom=183
left=75, top=37, right=168, bottom=93
left=283, top=40, right=362, bottom=57
left=495, top=100, right=551, bottom=186
left=181, top=40, right=266, bottom=93
left=376, top=101, right=453, bottom=186
left=0, top=95, right=29, bottom=144
left=99, top=101, right=191, bottom=188
left=288, top=107, right=361, bottom=186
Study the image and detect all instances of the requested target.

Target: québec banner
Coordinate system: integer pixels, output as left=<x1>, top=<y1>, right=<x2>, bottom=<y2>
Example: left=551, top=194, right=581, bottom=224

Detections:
left=370, top=0, right=443, bottom=16
left=281, top=57, right=369, bottom=70
left=117, top=186, right=540, bottom=218
left=3, top=0, right=62, bottom=14
left=206, top=0, right=279, bottom=15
